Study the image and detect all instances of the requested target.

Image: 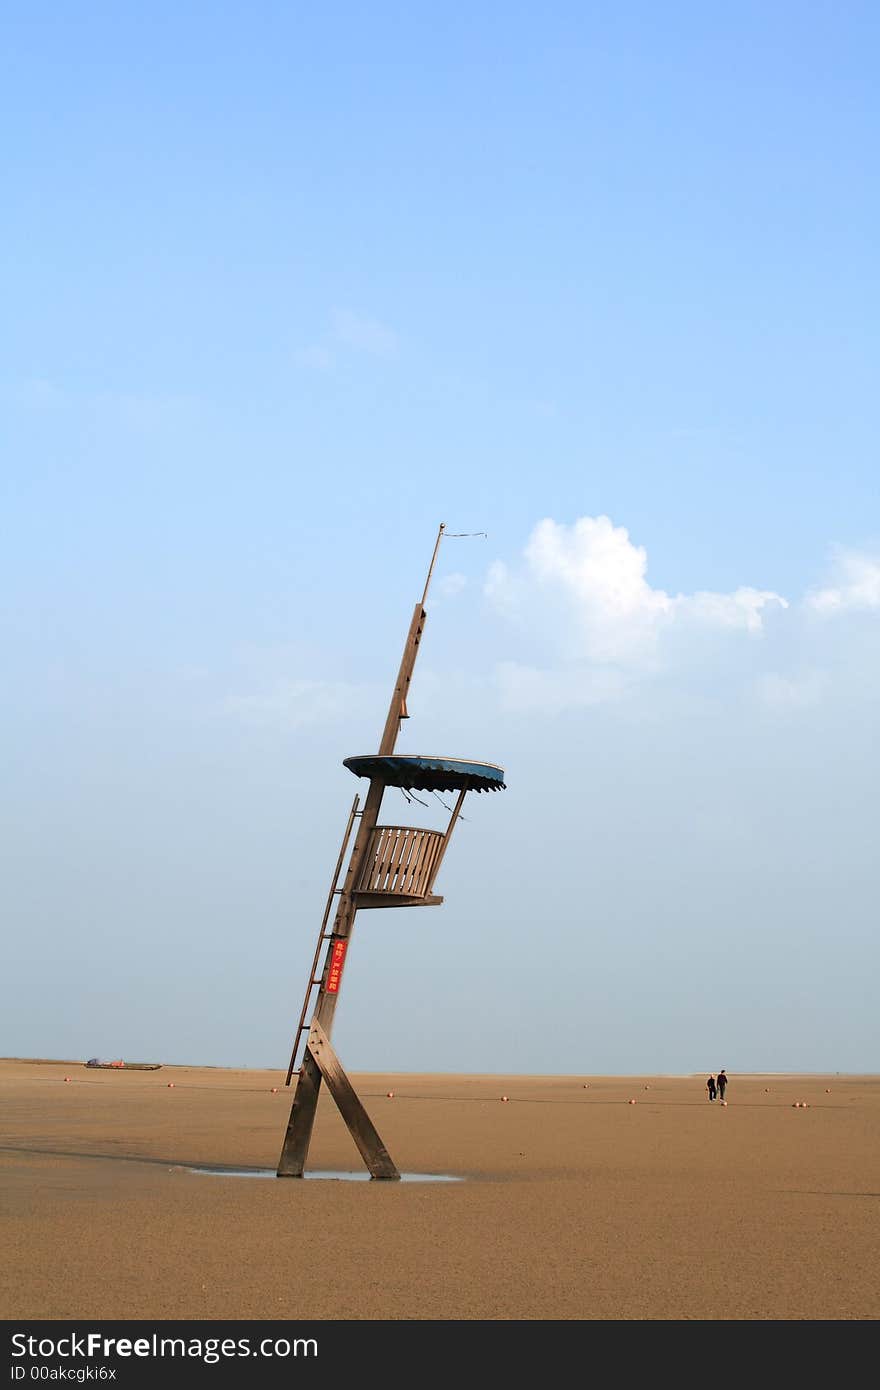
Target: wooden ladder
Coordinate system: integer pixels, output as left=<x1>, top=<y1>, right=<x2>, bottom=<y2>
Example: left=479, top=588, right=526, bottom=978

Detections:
left=284, top=795, right=361, bottom=1085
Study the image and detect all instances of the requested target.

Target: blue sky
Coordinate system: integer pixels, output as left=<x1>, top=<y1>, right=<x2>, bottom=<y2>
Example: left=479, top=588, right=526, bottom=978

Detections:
left=3, top=4, right=878, bottom=1074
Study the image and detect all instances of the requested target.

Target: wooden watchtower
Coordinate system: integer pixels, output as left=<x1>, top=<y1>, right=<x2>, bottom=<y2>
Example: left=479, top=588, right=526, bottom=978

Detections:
left=277, top=524, right=506, bottom=1179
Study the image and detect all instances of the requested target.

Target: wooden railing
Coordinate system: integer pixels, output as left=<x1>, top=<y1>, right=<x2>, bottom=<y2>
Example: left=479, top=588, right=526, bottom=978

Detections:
left=355, top=825, right=446, bottom=899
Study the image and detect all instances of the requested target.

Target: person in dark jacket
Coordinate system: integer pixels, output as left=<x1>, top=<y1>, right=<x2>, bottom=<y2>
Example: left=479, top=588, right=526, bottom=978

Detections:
left=717, top=1070, right=728, bottom=1100
left=706, top=1075, right=717, bottom=1102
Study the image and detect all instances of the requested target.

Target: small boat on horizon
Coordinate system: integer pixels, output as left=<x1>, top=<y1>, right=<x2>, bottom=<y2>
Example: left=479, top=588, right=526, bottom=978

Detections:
left=84, top=1058, right=162, bottom=1071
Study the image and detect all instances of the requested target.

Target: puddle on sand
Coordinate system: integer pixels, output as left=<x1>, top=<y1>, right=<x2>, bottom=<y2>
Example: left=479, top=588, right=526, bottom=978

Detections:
left=184, top=1167, right=462, bottom=1183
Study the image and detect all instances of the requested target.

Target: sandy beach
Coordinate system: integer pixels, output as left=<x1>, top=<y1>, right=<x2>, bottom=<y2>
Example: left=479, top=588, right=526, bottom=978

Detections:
left=2, top=1059, right=878, bottom=1321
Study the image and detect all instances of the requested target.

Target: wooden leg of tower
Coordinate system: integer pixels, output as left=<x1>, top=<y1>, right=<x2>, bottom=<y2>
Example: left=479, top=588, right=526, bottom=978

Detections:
left=276, top=1051, right=323, bottom=1176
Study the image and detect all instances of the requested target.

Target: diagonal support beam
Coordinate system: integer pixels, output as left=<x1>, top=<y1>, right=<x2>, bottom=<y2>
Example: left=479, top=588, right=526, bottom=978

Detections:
left=303, top=1020, right=400, bottom=1180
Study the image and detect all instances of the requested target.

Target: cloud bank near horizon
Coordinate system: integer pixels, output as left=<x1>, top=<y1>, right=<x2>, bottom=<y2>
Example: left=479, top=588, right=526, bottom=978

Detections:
left=484, top=516, right=879, bottom=715
left=805, top=547, right=880, bottom=616
left=486, top=516, right=788, bottom=665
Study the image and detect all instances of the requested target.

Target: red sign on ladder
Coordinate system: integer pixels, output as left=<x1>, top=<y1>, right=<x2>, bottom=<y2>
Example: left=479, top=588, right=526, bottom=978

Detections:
left=326, top=939, right=348, bottom=994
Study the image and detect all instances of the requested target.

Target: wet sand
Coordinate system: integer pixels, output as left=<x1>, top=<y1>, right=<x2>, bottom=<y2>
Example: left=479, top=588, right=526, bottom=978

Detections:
left=2, top=1059, right=878, bottom=1320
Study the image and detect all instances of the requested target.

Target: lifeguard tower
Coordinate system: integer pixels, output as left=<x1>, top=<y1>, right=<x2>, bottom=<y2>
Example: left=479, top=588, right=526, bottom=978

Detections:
left=277, top=524, right=506, bottom=1178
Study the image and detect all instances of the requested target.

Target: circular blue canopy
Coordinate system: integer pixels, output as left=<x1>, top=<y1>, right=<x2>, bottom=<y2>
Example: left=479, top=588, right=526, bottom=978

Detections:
left=343, top=754, right=506, bottom=793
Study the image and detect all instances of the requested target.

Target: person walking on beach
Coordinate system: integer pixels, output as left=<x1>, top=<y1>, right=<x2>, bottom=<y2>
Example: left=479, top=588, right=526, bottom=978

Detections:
left=717, top=1070, right=727, bottom=1101
left=706, top=1075, right=717, bottom=1102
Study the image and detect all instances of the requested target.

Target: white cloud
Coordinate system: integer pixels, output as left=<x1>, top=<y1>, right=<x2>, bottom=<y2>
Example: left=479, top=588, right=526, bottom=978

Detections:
left=437, top=572, right=467, bottom=598
left=224, top=678, right=368, bottom=729
left=805, top=548, right=880, bottom=615
left=297, top=308, right=398, bottom=370
left=754, top=671, right=829, bottom=709
left=295, top=344, right=334, bottom=371
left=4, top=379, right=202, bottom=424
left=681, top=587, right=788, bottom=631
left=495, top=661, right=629, bottom=714
left=486, top=516, right=788, bottom=665
left=5, top=377, right=68, bottom=409
left=331, top=309, right=397, bottom=357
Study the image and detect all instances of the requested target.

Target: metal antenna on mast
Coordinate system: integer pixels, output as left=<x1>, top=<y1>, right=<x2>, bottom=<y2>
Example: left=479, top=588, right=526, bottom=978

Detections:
left=421, top=522, right=446, bottom=608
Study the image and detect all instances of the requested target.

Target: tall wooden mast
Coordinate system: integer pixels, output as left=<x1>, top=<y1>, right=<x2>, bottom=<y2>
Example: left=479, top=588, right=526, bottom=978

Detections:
left=277, top=526, right=445, bottom=1178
